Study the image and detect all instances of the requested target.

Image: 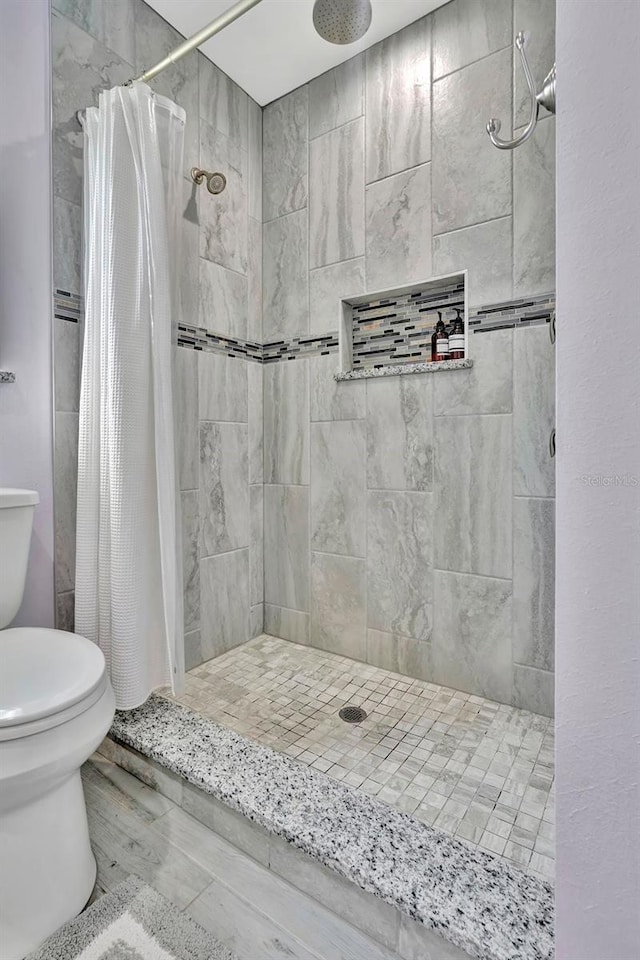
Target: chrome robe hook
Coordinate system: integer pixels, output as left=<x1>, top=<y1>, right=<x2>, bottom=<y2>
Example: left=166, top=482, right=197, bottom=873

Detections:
left=486, top=32, right=556, bottom=150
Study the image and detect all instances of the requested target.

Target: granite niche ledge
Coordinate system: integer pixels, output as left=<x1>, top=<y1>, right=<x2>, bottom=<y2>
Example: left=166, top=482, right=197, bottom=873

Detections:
left=0, top=371, right=16, bottom=383
left=335, top=359, right=473, bottom=381
left=110, top=695, right=553, bottom=960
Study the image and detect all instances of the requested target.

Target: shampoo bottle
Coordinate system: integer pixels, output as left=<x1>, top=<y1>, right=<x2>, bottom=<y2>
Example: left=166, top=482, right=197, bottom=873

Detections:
left=449, top=309, right=465, bottom=359
left=431, top=312, right=449, bottom=361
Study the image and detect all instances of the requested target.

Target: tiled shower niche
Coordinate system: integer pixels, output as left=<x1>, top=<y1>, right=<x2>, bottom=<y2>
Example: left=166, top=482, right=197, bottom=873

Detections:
left=338, top=272, right=469, bottom=374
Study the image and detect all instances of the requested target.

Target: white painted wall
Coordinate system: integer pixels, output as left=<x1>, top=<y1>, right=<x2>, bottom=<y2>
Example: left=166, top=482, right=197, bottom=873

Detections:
left=0, top=0, right=55, bottom=627
left=556, top=1, right=640, bottom=956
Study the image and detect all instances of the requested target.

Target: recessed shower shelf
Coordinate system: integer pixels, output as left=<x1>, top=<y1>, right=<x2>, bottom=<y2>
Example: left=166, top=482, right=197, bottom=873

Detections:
left=337, top=272, right=470, bottom=379
left=335, top=358, right=473, bottom=381
left=0, top=371, right=16, bottom=383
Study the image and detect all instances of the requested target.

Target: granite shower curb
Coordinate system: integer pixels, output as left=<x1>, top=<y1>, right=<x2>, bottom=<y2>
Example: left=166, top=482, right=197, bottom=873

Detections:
left=110, top=696, right=553, bottom=960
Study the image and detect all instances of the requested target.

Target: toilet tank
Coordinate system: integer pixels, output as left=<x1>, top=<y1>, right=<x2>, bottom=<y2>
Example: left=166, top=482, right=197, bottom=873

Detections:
left=0, top=489, right=40, bottom=628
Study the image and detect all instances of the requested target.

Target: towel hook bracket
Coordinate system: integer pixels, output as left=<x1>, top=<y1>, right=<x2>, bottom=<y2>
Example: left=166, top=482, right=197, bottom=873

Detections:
left=486, top=31, right=556, bottom=151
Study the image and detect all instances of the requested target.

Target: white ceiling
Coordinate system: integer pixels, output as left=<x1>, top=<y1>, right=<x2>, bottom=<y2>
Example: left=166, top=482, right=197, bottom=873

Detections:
left=145, top=0, right=448, bottom=105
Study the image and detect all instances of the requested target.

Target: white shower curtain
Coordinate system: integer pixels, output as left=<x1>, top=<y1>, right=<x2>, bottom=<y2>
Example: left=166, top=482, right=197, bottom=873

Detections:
left=76, top=82, right=185, bottom=709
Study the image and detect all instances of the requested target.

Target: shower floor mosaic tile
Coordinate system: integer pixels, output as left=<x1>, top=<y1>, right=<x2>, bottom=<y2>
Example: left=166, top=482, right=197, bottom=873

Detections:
left=164, top=635, right=555, bottom=881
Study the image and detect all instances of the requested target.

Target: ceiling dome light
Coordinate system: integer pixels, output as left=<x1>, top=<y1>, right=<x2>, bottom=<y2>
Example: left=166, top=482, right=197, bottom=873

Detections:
left=312, top=0, right=373, bottom=45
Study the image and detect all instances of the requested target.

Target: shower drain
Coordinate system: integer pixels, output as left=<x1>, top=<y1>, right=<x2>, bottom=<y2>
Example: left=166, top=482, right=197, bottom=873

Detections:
left=338, top=705, right=368, bottom=724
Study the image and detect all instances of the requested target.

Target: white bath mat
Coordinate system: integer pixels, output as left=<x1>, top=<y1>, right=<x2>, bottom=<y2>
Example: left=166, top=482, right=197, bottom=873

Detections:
left=27, top=875, right=236, bottom=960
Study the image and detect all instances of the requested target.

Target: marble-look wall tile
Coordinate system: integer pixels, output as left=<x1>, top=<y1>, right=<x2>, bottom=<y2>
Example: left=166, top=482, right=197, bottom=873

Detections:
left=514, top=117, right=556, bottom=296
left=53, top=196, right=81, bottom=294
left=367, top=491, right=432, bottom=641
left=309, top=258, right=365, bottom=335
left=513, top=325, right=555, bottom=497
left=365, top=17, right=431, bottom=183
left=54, top=411, right=79, bottom=594
left=264, top=604, right=310, bottom=646
left=311, top=421, right=366, bottom=557
left=56, top=590, right=75, bottom=633
left=198, top=352, right=248, bottom=423
left=181, top=490, right=200, bottom=633
left=309, top=118, right=364, bottom=269
left=309, top=354, right=365, bottom=422
left=185, top=629, right=203, bottom=671
left=434, top=415, right=512, bottom=578
left=309, top=55, right=364, bottom=139
left=200, top=549, right=249, bottom=658
left=248, top=99, right=262, bottom=222
left=248, top=217, right=262, bottom=342
left=366, top=629, right=432, bottom=682
left=514, top=0, right=556, bottom=127
left=199, top=120, right=248, bottom=275
left=512, top=664, right=554, bottom=718
left=432, top=217, right=513, bottom=308
left=432, top=49, right=512, bottom=234
left=198, top=257, right=248, bottom=339
left=54, top=319, right=80, bottom=413
left=513, top=497, right=555, bottom=672
left=199, top=421, right=249, bottom=557
left=248, top=362, right=263, bottom=484
left=250, top=484, right=264, bottom=606
left=52, top=12, right=132, bottom=207
left=250, top=604, right=264, bottom=639
left=432, top=0, right=512, bottom=79
left=180, top=179, right=200, bottom=327
left=365, top=163, right=432, bottom=291
left=263, top=209, right=309, bottom=340
left=366, top=376, right=433, bottom=491
left=264, top=485, right=310, bottom=612
left=134, top=3, right=198, bottom=170
left=434, top=329, right=513, bottom=416
left=263, top=360, right=309, bottom=485
left=433, top=570, right=513, bottom=704
left=311, top=553, right=366, bottom=661
left=263, top=87, right=308, bottom=222
left=53, top=0, right=135, bottom=65
left=199, top=54, right=249, bottom=152
left=175, top=348, right=199, bottom=491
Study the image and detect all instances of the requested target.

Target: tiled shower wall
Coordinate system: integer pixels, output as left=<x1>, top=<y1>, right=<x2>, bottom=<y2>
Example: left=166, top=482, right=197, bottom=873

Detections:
left=52, top=0, right=555, bottom=715
left=260, top=0, right=556, bottom=716
left=51, top=0, right=264, bottom=667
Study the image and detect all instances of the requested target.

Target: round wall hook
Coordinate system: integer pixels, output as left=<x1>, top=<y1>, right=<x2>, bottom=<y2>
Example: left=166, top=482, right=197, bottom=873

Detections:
left=486, top=31, right=556, bottom=151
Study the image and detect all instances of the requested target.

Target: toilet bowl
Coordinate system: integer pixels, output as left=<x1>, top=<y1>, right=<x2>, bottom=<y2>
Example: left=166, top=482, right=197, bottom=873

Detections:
left=0, top=490, right=116, bottom=959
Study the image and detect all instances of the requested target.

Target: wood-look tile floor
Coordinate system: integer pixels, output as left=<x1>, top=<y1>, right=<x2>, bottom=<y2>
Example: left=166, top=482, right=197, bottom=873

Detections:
left=164, top=635, right=555, bottom=881
left=83, top=754, right=400, bottom=960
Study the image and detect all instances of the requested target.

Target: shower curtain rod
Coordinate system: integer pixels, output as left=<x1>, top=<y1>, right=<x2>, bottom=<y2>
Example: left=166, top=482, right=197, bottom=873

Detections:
left=129, top=0, right=263, bottom=84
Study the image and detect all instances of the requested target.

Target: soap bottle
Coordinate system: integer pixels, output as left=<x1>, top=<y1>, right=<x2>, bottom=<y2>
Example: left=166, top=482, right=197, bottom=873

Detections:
left=431, top=312, right=449, bottom=362
left=449, top=309, right=465, bottom=359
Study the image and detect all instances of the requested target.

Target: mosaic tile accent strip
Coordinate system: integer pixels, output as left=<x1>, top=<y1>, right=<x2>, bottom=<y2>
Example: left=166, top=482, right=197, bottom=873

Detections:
left=54, top=289, right=82, bottom=323
left=176, top=322, right=263, bottom=363
left=54, top=288, right=555, bottom=366
left=163, top=634, right=555, bottom=882
left=470, top=293, right=555, bottom=334
left=262, top=333, right=340, bottom=363
left=350, top=276, right=465, bottom=368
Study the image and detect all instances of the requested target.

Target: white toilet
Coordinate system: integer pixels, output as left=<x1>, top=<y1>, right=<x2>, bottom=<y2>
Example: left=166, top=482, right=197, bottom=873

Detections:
left=0, top=489, right=116, bottom=959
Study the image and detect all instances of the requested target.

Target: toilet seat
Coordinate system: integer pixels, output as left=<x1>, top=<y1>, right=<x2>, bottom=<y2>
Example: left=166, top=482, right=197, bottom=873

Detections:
left=0, top=628, right=108, bottom=741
